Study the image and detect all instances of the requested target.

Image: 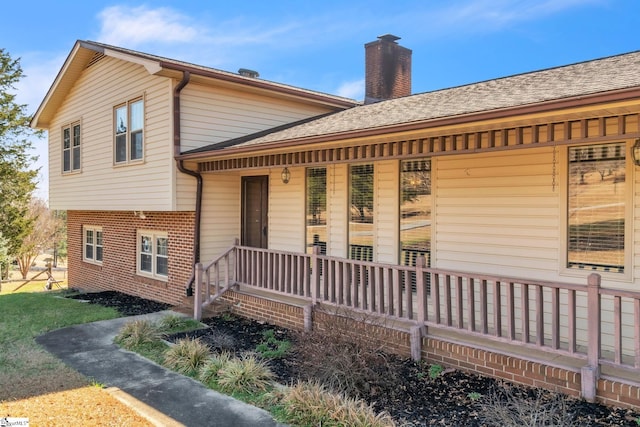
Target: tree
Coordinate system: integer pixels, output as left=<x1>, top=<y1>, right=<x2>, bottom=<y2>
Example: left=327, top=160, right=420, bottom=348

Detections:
left=0, top=48, right=39, bottom=259
left=350, top=164, right=374, bottom=223
left=0, top=231, right=9, bottom=281
left=15, top=199, right=61, bottom=279
left=307, top=169, right=326, bottom=225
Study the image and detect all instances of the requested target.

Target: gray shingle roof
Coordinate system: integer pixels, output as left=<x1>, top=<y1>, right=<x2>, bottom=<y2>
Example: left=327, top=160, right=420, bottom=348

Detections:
left=188, top=50, right=640, bottom=154
left=84, top=40, right=358, bottom=107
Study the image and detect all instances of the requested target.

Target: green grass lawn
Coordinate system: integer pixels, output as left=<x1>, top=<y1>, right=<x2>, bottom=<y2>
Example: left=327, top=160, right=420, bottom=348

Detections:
left=0, top=290, right=121, bottom=401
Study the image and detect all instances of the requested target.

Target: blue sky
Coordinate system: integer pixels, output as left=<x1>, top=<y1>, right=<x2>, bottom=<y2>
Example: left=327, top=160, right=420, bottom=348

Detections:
left=2, top=0, right=639, bottom=199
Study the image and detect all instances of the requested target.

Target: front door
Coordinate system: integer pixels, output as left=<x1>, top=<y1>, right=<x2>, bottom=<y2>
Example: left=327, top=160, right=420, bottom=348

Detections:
left=241, top=176, right=268, bottom=248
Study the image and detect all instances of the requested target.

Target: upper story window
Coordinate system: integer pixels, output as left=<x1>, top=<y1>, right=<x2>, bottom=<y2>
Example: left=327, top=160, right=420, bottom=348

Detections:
left=137, top=230, right=168, bottom=280
left=62, top=122, right=81, bottom=173
left=567, top=142, right=626, bottom=273
left=83, top=226, right=103, bottom=264
left=114, top=98, right=144, bottom=164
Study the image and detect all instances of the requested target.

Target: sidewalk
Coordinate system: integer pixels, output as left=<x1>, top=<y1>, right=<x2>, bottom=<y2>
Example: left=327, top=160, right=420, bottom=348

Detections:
left=36, top=311, right=285, bottom=427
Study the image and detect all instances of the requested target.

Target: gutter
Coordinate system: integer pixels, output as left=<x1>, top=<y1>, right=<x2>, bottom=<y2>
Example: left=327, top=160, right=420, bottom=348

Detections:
left=173, top=71, right=201, bottom=296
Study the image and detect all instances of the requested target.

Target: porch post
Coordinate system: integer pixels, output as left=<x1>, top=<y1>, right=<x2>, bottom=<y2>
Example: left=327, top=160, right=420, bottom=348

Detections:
left=311, top=245, right=320, bottom=304
left=581, top=273, right=601, bottom=402
left=194, top=262, right=204, bottom=321
left=415, top=255, right=427, bottom=323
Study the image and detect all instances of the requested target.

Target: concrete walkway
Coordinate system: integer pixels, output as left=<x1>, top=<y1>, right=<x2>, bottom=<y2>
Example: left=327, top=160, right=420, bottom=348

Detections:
left=36, top=311, right=284, bottom=427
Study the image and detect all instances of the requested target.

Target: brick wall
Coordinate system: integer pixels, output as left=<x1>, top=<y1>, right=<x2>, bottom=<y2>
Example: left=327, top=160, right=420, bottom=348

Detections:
left=220, top=290, right=640, bottom=409
left=67, top=210, right=194, bottom=305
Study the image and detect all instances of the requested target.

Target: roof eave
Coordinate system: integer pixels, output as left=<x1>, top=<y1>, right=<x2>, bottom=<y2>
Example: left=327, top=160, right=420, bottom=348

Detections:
left=158, top=62, right=358, bottom=109
left=177, top=86, right=640, bottom=161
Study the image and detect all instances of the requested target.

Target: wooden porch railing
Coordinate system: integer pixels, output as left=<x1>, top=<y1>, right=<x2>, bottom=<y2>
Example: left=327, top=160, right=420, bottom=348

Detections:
left=194, top=243, right=640, bottom=400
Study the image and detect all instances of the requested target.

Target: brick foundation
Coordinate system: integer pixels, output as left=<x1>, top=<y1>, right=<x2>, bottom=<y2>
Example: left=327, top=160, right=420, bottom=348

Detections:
left=219, top=290, right=640, bottom=409
left=67, top=210, right=194, bottom=305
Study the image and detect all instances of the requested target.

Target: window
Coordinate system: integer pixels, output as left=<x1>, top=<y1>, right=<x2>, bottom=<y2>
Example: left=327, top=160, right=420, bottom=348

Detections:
left=83, top=226, right=103, bottom=264
left=62, top=122, right=81, bottom=172
left=137, top=231, right=168, bottom=279
left=115, top=98, right=144, bottom=164
left=349, top=164, right=374, bottom=261
left=306, top=168, right=327, bottom=255
left=400, top=159, right=431, bottom=268
left=567, top=142, right=626, bottom=273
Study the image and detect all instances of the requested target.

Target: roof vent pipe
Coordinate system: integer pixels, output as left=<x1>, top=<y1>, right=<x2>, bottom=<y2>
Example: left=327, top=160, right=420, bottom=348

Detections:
left=238, top=68, right=259, bottom=78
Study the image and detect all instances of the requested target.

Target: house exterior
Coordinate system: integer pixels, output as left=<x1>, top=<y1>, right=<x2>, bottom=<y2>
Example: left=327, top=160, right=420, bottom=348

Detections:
left=31, top=40, right=357, bottom=304
left=33, top=36, right=640, bottom=408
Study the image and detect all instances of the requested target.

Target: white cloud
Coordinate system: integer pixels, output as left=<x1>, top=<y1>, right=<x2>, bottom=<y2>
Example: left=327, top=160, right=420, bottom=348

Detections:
left=430, top=0, right=603, bottom=30
left=336, top=79, right=364, bottom=100
left=97, top=5, right=199, bottom=46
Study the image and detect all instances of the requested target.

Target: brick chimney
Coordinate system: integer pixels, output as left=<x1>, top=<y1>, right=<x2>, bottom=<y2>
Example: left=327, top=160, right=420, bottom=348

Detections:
left=365, top=34, right=412, bottom=103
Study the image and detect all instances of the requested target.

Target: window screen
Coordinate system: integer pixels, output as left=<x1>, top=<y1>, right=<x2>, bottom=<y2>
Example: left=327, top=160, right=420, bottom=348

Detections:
left=568, top=143, right=625, bottom=272
left=306, top=168, right=327, bottom=255
left=400, top=159, right=431, bottom=267
left=349, top=164, right=374, bottom=261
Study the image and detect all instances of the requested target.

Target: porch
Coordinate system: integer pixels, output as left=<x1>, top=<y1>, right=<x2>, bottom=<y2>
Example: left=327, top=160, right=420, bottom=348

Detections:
left=193, top=243, right=640, bottom=406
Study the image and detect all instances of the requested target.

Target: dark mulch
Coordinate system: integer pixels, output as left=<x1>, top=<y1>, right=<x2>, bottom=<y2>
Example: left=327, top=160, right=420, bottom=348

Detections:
left=66, top=290, right=172, bottom=316
left=72, top=291, right=640, bottom=426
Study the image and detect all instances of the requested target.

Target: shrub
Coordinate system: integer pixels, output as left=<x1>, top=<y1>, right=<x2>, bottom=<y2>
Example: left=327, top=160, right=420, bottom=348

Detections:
left=478, top=386, right=578, bottom=427
left=428, top=364, right=443, bottom=379
left=217, top=353, right=275, bottom=394
left=206, top=331, right=237, bottom=351
left=255, top=329, right=291, bottom=359
left=295, top=309, right=398, bottom=397
left=114, top=319, right=161, bottom=349
left=198, top=351, right=233, bottom=386
left=157, top=315, right=203, bottom=334
left=282, top=381, right=396, bottom=427
left=164, top=338, right=211, bottom=376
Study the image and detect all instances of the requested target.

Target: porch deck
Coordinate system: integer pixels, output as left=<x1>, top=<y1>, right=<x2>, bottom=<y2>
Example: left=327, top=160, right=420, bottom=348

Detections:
left=193, top=243, right=640, bottom=402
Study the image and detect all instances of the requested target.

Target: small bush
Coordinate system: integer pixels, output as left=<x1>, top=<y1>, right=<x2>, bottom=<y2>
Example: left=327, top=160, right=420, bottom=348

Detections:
left=157, top=315, right=203, bottom=334
left=206, top=331, right=237, bottom=351
left=295, top=309, right=398, bottom=397
left=198, top=351, right=233, bottom=386
left=164, top=338, right=211, bottom=376
left=282, top=381, right=396, bottom=427
left=217, top=353, right=275, bottom=394
left=255, top=329, right=291, bottom=359
left=114, top=319, right=161, bottom=349
left=428, top=364, right=443, bottom=379
left=478, top=386, right=578, bottom=427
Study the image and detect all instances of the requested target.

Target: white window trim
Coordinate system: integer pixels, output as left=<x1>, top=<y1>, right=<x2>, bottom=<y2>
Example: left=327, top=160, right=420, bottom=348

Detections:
left=136, top=230, right=168, bottom=281
left=559, top=141, right=633, bottom=283
left=62, top=121, right=81, bottom=174
left=82, top=225, right=103, bottom=265
left=113, top=96, right=145, bottom=166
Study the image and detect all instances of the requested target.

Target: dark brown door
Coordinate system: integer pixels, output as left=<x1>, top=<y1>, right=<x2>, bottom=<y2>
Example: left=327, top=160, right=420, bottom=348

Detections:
left=241, top=176, right=268, bottom=248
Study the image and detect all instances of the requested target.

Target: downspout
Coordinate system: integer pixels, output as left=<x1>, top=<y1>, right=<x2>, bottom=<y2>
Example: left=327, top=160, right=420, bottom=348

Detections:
left=173, top=71, right=201, bottom=296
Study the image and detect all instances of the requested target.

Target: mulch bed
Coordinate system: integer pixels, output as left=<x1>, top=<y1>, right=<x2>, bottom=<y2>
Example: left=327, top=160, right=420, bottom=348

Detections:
left=69, top=291, right=640, bottom=426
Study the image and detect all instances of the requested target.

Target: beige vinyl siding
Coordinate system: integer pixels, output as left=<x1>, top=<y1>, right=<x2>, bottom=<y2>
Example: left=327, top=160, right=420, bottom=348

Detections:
left=376, top=160, right=399, bottom=264
left=180, top=84, right=335, bottom=152
left=269, top=167, right=305, bottom=252
left=434, top=147, right=560, bottom=279
left=199, top=173, right=241, bottom=262
left=175, top=160, right=197, bottom=211
left=48, top=56, right=174, bottom=211
left=328, top=164, right=348, bottom=258
left=634, top=147, right=640, bottom=283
